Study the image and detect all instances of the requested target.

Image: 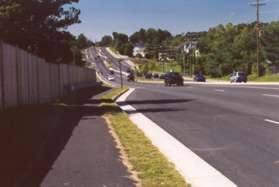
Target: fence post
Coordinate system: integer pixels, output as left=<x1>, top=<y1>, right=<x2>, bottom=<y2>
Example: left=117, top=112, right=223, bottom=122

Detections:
left=0, top=41, right=5, bottom=110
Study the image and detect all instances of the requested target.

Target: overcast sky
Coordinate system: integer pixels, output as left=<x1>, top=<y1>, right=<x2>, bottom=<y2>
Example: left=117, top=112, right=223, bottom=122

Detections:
left=68, top=0, right=279, bottom=41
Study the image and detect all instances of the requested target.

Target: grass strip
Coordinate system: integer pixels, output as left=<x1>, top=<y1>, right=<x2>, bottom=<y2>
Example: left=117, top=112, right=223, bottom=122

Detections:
left=248, top=73, right=279, bottom=82
left=101, top=87, right=128, bottom=103
left=101, top=88, right=190, bottom=187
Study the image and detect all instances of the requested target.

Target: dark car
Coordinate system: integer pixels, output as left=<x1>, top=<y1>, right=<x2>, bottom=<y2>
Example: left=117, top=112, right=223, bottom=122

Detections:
left=164, top=72, right=184, bottom=86
left=144, top=73, right=153, bottom=79
left=194, top=73, right=206, bottom=82
left=127, top=72, right=135, bottom=82
left=230, top=72, right=247, bottom=83
left=159, top=74, right=165, bottom=79
left=153, top=73, right=159, bottom=79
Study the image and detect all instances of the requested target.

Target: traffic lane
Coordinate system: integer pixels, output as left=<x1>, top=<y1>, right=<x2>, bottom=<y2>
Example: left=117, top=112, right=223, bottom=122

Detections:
left=191, top=83, right=279, bottom=91
left=127, top=88, right=279, bottom=187
left=100, top=48, right=131, bottom=72
left=140, top=84, right=279, bottom=122
left=181, top=84, right=279, bottom=119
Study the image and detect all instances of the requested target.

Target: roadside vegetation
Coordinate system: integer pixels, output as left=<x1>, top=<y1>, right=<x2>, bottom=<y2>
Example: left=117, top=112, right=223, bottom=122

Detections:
left=248, top=73, right=279, bottom=82
left=134, top=58, right=181, bottom=74
left=0, top=0, right=93, bottom=65
left=99, top=22, right=279, bottom=80
left=101, top=87, right=128, bottom=103
left=101, top=88, right=190, bottom=187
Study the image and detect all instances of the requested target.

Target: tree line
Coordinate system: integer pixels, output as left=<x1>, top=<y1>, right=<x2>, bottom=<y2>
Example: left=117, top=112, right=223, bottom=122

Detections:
left=99, top=22, right=279, bottom=77
left=0, top=0, right=93, bottom=65
left=99, top=28, right=173, bottom=58
left=198, top=22, right=279, bottom=77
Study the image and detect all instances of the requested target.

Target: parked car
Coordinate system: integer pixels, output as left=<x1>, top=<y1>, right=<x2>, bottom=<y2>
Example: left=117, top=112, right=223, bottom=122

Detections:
left=164, top=72, right=184, bottom=86
left=194, top=73, right=206, bottom=82
left=230, top=72, right=247, bottom=83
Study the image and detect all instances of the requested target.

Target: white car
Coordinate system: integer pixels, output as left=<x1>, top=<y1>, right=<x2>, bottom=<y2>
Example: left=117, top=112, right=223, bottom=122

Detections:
left=107, top=75, right=115, bottom=81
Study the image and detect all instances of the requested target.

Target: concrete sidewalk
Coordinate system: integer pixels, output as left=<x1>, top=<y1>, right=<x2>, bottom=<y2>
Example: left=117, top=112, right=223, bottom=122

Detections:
left=0, top=87, right=135, bottom=187
left=41, top=88, right=135, bottom=187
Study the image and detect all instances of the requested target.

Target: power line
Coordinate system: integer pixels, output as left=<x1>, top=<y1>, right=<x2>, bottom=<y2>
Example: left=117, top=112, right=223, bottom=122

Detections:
left=249, top=0, right=267, bottom=77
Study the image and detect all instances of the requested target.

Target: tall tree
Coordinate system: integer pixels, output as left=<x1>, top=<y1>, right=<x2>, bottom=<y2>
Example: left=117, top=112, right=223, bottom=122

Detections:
left=0, top=0, right=81, bottom=63
left=100, top=35, right=113, bottom=46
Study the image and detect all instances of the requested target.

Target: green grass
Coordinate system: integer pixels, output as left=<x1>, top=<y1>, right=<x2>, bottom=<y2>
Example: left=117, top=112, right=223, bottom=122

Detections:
left=135, top=58, right=182, bottom=74
left=109, top=47, right=119, bottom=55
left=248, top=74, right=279, bottom=82
left=101, top=87, right=128, bottom=103
left=101, top=89, right=190, bottom=187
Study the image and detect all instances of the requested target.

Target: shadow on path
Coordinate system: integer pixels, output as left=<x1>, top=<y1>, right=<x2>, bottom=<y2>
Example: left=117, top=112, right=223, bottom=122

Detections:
left=0, top=86, right=114, bottom=187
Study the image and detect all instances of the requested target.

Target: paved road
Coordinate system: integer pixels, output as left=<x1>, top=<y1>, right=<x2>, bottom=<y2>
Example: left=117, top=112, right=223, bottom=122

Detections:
left=88, top=46, right=279, bottom=187
left=127, top=85, right=279, bottom=187
left=100, top=48, right=132, bottom=72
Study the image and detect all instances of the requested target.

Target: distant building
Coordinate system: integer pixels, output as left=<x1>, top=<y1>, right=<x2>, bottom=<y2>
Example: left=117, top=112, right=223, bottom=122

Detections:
left=133, top=43, right=146, bottom=57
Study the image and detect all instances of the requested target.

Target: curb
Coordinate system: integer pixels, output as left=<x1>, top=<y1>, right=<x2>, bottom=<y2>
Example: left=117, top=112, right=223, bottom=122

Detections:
left=116, top=88, right=237, bottom=187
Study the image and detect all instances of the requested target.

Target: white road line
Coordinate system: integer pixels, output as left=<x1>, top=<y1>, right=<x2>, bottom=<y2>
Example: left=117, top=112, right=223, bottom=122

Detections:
left=262, top=94, right=279, bottom=98
left=117, top=89, right=237, bottom=187
left=265, top=119, right=279, bottom=126
left=215, top=89, right=225, bottom=92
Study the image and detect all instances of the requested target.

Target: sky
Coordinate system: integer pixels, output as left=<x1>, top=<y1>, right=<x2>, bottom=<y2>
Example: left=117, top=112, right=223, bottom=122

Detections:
left=68, top=0, right=279, bottom=41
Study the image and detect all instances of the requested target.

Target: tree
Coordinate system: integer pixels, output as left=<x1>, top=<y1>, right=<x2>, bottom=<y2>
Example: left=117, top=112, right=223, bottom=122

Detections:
left=100, top=35, right=113, bottom=46
left=76, top=34, right=93, bottom=49
left=0, top=0, right=81, bottom=64
left=130, top=28, right=146, bottom=44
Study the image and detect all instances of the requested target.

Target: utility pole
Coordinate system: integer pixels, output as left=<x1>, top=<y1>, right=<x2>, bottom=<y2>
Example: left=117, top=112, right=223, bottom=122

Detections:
left=250, top=0, right=266, bottom=77
left=119, top=60, right=124, bottom=89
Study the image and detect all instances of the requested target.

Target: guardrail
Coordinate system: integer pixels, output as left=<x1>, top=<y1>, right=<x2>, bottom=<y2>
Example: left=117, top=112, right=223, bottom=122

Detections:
left=0, top=41, right=96, bottom=111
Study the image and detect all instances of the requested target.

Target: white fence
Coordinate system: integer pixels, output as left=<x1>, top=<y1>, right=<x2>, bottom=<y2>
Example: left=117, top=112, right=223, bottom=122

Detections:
left=0, top=41, right=96, bottom=111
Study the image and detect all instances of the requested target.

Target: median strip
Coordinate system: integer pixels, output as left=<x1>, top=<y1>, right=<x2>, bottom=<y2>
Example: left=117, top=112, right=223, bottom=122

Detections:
left=101, top=88, right=189, bottom=187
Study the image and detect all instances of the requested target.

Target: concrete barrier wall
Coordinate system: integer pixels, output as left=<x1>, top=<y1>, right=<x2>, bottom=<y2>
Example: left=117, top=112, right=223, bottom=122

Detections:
left=0, top=41, right=96, bottom=111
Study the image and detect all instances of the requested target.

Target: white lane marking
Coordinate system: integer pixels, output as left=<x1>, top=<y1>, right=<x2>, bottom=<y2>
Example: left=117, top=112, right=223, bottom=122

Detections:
left=262, top=94, right=279, bottom=98
left=188, top=83, right=279, bottom=90
left=117, top=89, right=237, bottom=187
left=215, top=89, right=225, bottom=92
left=265, top=119, right=279, bottom=126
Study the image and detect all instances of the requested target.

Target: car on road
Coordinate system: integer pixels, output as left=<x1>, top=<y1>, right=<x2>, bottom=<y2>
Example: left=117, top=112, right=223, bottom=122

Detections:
left=107, top=75, right=115, bottom=81
left=109, top=68, right=114, bottom=75
left=194, top=73, right=206, bottom=82
left=164, top=72, right=184, bottom=86
left=152, top=73, right=159, bottom=79
left=230, top=71, right=247, bottom=83
left=144, top=72, right=153, bottom=79
left=159, top=73, right=165, bottom=79
left=127, top=73, right=135, bottom=82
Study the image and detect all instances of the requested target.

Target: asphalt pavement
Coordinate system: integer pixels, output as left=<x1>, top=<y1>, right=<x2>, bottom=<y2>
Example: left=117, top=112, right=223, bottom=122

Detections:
left=88, top=46, right=279, bottom=187
left=126, top=85, right=279, bottom=187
